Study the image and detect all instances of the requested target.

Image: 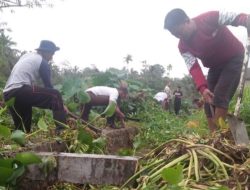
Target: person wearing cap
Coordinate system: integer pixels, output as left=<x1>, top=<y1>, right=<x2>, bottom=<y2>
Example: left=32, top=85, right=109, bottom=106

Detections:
left=81, top=82, right=128, bottom=129
left=164, top=9, right=250, bottom=132
left=3, top=40, right=67, bottom=134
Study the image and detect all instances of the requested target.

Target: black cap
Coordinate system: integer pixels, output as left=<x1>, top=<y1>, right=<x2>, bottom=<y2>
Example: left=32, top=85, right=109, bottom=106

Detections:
left=164, top=8, right=189, bottom=30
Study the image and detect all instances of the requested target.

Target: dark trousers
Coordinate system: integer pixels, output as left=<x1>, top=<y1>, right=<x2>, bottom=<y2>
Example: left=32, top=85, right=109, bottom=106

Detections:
left=174, top=98, right=181, bottom=115
left=3, top=85, right=66, bottom=133
left=204, top=54, right=243, bottom=118
left=81, top=92, right=115, bottom=125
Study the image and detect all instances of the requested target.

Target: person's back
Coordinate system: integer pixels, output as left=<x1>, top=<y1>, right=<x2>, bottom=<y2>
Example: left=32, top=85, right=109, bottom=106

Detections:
left=4, top=52, right=42, bottom=93
left=3, top=40, right=67, bottom=134
left=86, top=86, right=119, bottom=103
left=82, top=83, right=128, bottom=128
left=154, top=92, right=168, bottom=102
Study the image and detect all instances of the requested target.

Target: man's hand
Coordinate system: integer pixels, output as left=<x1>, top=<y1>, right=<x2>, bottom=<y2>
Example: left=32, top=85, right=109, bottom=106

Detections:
left=202, top=88, right=214, bottom=104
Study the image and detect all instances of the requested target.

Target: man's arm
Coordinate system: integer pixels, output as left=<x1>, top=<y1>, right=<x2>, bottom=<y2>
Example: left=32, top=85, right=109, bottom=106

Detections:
left=181, top=52, right=207, bottom=93
left=181, top=52, right=214, bottom=103
left=39, top=60, right=53, bottom=88
left=115, top=105, right=125, bottom=128
left=115, top=106, right=125, bottom=119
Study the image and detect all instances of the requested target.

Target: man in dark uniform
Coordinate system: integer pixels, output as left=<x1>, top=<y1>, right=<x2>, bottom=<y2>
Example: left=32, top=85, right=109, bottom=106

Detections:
left=3, top=40, right=67, bottom=134
left=173, top=86, right=183, bottom=115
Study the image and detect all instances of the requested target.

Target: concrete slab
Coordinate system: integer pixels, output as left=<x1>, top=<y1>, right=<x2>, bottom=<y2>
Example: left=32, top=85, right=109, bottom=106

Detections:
left=32, top=141, right=68, bottom=152
left=25, top=152, right=138, bottom=186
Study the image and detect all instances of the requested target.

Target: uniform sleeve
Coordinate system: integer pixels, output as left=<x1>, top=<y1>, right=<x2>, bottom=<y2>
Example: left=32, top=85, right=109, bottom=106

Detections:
left=39, top=60, right=53, bottom=88
left=218, top=11, right=248, bottom=26
left=181, top=52, right=207, bottom=93
left=198, top=11, right=248, bottom=27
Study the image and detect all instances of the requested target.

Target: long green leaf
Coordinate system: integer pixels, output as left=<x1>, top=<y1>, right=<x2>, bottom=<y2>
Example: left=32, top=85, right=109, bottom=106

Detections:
left=15, top=152, right=42, bottom=166
left=0, top=158, right=14, bottom=168
left=0, top=167, right=13, bottom=186
left=102, top=101, right=116, bottom=117
left=6, top=165, right=25, bottom=186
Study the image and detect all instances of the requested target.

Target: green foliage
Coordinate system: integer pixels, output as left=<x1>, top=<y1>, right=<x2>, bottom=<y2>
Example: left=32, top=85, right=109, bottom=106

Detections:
left=15, top=152, right=41, bottom=165
left=229, top=86, right=250, bottom=134
left=0, top=106, right=7, bottom=116
left=78, top=90, right=91, bottom=104
left=91, top=71, right=121, bottom=87
left=117, top=148, right=133, bottom=156
left=68, top=127, right=107, bottom=154
left=102, top=101, right=116, bottom=117
left=10, top=130, right=25, bottom=146
left=37, top=117, right=49, bottom=131
left=133, top=97, right=208, bottom=148
left=239, top=87, right=250, bottom=123
left=60, top=77, right=88, bottom=101
left=0, top=125, right=11, bottom=138
left=77, top=127, right=93, bottom=145
left=0, top=31, right=19, bottom=87
left=0, top=152, right=41, bottom=187
left=4, top=97, right=15, bottom=107
left=38, top=156, right=57, bottom=178
left=0, top=167, right=13, bottom=186
left=161, top=165, right=184, bottom=185
left=140, top=64, right=166, bottom=91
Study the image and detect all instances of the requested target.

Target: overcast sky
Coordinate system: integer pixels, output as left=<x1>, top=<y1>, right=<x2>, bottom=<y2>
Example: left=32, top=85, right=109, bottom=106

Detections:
left=1, top=0, right=249, bottom=78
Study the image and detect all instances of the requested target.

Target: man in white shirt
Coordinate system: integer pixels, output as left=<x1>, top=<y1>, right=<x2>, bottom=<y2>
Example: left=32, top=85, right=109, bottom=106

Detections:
left=164, top=84, right=172, bottom=98
left=153, top=92, right=168, bottom=110
left=81, top=82, right=128, bottom=128
left=164, top=82, right=172, bottom=112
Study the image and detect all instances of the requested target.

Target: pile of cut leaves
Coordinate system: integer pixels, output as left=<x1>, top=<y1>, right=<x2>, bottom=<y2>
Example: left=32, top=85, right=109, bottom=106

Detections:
left=122, top=131, right=250, bottom=190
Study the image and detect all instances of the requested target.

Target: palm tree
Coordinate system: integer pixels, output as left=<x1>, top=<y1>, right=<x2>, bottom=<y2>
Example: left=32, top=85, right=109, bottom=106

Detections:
left=123, top=54, right=133, bottom=78
left=166, top=64, right=172, bottom=76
